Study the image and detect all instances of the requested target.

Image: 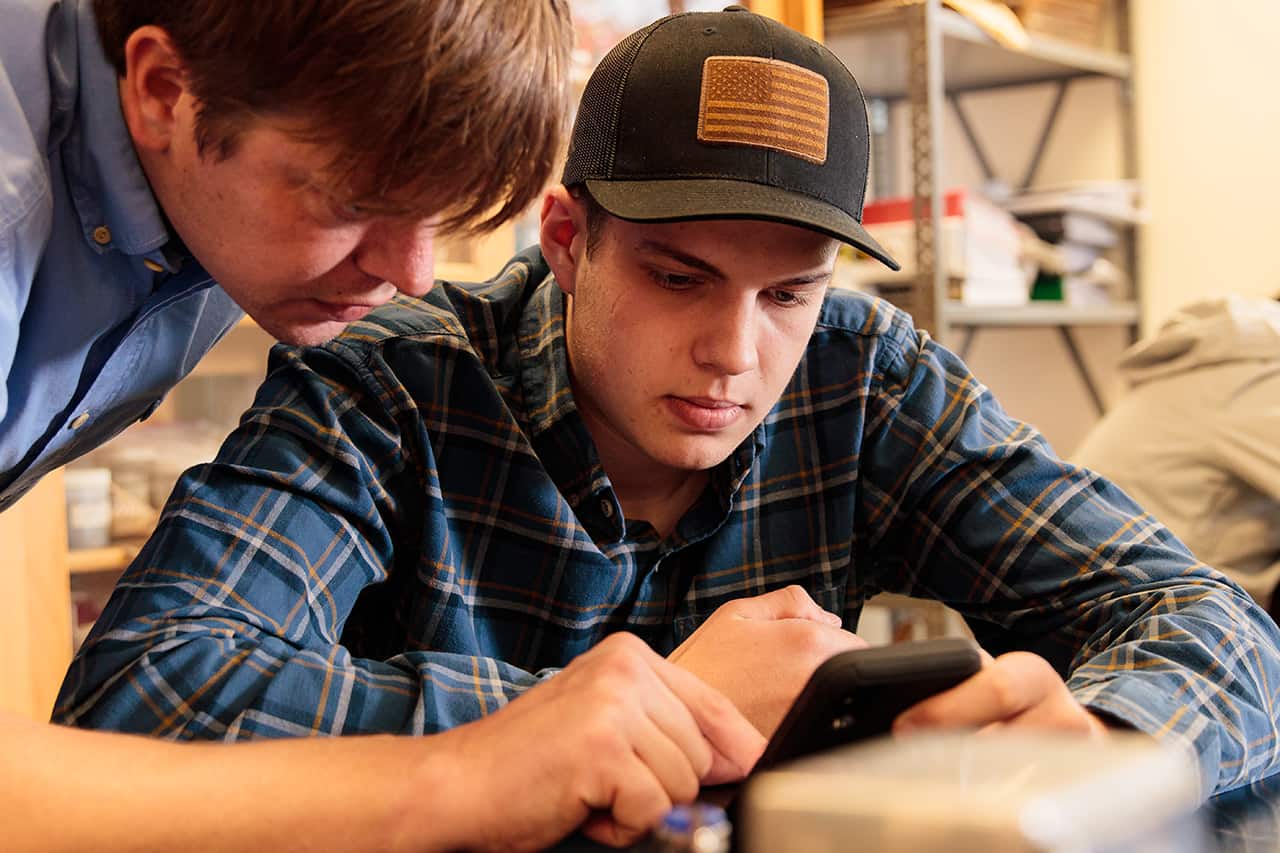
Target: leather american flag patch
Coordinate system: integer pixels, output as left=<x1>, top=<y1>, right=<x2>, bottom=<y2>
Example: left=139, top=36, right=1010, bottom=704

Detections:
left=697, top=56, right=830, bottom=164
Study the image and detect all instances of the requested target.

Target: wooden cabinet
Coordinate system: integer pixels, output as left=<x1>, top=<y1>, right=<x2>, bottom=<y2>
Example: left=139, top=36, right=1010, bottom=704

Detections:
left=0, top=470, right=72, bottom=720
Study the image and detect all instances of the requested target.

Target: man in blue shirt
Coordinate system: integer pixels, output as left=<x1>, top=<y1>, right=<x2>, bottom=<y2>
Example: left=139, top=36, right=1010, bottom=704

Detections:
left=59, top=6, right=1280, bottom=842
left=0, top=0, right=572, bottom=507
left=5, top=2, right=770, bottom=851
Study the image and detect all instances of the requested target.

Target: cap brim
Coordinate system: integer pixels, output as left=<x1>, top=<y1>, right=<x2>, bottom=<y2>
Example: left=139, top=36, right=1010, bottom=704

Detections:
left=585, top=178, right=901, bottom=272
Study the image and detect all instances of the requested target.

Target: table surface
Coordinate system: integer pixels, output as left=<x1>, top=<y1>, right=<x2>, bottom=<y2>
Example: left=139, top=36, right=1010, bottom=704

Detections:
left=552, top=773, right=1280, bottom=852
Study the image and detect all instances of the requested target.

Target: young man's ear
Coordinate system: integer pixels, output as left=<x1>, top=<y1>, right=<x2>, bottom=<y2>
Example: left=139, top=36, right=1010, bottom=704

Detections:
left=117, top=25, right=191, bottom=153
left=540, top=186, right=589, bottom=295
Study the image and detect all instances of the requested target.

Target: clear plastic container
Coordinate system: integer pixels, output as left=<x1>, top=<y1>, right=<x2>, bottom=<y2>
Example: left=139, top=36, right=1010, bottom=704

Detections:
left=64, top=467, right=112, bottom=549
left=649, top=804, right=731, bottom=853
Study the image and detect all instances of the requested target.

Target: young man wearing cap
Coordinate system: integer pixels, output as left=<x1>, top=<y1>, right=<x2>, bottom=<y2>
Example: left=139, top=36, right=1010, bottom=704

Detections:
left=56, top=4, right=1280, bottom=836
left=4, top=2, right=768, bottom=851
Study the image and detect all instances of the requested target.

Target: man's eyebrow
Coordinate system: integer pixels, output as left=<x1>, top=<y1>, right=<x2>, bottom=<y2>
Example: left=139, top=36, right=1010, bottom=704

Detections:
left=634, top=240, right=834, bottom=287
left=635, top=240, right=726, bottom=279
left=777, top=271, right=832, bottom=287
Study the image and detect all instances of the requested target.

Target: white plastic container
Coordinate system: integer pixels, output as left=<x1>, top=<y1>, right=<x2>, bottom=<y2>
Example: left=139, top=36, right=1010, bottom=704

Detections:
left=741, top=731, right=1206, bottom=853
left=64, top=467, right=113, bottom=550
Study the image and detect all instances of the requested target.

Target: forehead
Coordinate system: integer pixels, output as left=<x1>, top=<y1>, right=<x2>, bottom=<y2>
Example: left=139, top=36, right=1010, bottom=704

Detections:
left=607, top=217, right=839, bottom=267
left=231, top=120, right=436, bottom=216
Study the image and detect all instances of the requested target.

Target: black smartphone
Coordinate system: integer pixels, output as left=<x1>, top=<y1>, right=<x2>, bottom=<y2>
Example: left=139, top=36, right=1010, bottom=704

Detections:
left=753, top=637, right=983, bottom=772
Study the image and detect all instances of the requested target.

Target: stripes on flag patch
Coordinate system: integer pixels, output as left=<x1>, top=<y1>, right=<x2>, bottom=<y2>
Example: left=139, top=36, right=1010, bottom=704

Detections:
left=697, top=56, right=829, bottom=164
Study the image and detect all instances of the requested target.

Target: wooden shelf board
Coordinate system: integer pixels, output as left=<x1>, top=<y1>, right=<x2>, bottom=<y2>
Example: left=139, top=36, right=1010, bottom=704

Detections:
left=946, top=301, right=1140, bottom=327
left=67, top=541, right=144, bottom=576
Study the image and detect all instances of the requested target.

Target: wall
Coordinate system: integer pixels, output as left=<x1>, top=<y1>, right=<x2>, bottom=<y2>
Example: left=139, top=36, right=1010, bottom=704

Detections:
left=1132, top=0, right=1280, bottom=327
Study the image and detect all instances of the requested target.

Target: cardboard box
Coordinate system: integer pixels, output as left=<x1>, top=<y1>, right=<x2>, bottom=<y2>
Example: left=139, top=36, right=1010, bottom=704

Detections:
left=1006, top=0, right=1105, bottom=46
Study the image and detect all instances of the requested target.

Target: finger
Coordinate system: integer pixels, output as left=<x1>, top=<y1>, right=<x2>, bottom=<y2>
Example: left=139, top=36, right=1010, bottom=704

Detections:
left=581, top=812, right=653, bottom=850
left=580, top=753, right=673, bottom=848
left=653, top=658, right=766, bottom=782
left=581, top=813, right=635, bottom=849
left=893, top=652, right=1053, bottom=732
left=628, top=714, right=702, bottom=807
left=990, top=696, right=1108, bottom=738
left=728, top=585, right=841, bottom=625
left=632, top=663, right=715, bottom=783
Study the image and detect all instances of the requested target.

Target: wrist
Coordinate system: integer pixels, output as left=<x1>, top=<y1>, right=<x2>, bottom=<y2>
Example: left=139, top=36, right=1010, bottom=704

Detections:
left=385, top=731, right=488, bottom=853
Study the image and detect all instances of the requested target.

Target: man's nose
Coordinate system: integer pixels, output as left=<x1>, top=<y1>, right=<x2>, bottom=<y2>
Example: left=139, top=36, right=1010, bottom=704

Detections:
left=692, top=296, right=759, bottom=376
left=354, top=219, right=436, bottom=298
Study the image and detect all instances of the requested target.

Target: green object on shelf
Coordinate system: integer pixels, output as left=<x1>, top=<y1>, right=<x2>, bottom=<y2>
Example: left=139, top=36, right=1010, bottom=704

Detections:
left=1031, top=272, right=1063, bottom=301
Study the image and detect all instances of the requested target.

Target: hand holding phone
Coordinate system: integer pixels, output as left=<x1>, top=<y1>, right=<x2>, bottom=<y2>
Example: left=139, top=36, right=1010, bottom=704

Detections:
left=753, top=637, right=983, bottom=771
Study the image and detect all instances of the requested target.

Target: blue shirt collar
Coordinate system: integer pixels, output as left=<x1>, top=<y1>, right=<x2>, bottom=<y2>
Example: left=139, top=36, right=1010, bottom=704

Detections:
left=62, top=0, right=171, bottom=258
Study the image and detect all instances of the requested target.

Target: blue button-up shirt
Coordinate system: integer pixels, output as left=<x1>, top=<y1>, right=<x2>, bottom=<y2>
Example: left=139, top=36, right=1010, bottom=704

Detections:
left=0, top=0, right=241, bottom=509
left=55, top=248, right=1280, bottom=799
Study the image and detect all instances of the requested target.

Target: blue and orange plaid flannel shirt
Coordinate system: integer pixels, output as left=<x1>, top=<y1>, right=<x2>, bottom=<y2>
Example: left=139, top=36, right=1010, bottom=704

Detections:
left=55, top=247, right=1280, bottom=797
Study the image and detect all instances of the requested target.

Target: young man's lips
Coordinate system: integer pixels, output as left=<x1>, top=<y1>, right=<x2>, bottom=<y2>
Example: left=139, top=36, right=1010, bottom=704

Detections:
left=665, top=396, right=745, bottom=431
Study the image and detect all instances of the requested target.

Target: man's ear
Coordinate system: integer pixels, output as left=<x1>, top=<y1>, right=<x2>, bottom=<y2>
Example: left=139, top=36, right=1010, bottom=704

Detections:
left=117, top=26, right=191, bottom=153
left=540, top=186, right=589, bottom=296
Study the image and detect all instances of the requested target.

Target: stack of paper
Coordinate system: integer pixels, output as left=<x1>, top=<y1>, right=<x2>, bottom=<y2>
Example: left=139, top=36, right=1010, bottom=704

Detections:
left=853, top=189, right=1033, bottom=307
left=1005, top=181, right=1142, bottom=305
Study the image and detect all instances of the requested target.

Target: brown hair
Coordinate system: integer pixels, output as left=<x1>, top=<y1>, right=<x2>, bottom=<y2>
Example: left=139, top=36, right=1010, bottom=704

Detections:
left=95, top=0, right=573, bottom=234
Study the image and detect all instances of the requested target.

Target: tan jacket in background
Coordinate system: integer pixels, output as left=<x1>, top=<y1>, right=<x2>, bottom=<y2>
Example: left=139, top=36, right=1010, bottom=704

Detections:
left=1074, top=297, right=1280, bottom=605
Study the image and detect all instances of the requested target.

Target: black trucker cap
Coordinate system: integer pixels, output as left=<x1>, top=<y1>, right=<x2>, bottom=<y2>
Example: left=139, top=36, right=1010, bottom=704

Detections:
left=562, top=5, right=900, bottom=271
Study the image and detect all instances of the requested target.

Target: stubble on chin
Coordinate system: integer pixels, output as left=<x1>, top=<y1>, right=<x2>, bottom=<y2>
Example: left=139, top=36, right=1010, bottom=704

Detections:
left=251, top=312, right=347, bottom=347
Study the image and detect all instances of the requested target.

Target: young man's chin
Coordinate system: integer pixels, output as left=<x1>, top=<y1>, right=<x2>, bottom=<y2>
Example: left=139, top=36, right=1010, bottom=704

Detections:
left=652, top=436, right=744, bottom=475
left=255, top=315, right=350, bottom=347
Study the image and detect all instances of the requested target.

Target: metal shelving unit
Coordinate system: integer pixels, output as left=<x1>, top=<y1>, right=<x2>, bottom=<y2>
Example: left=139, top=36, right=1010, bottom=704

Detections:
left=825, top=0, right=1137, bottom=413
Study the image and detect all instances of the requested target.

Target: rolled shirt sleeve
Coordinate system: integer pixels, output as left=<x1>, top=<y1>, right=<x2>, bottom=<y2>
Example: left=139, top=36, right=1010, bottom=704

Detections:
left=854, top=323, right=1280, bottom=797
left=54, top=340, right=551, bottom=738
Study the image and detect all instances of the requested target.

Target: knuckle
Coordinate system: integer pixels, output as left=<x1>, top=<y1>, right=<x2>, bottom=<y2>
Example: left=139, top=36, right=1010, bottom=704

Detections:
left=718, top=598, right=743, bottom=617
left=985, top=666, right=1021, bottom=713
left=783, top=584, right=811, bottom=606
left=594, top=634, right=652, bottom=678
left=672, top=769, right=701, bottom=805
left=636, top=791, right=675, bottom=834
left=790, top=621, right=833, bottom=659
left=599, top=631, right=644, bottom=654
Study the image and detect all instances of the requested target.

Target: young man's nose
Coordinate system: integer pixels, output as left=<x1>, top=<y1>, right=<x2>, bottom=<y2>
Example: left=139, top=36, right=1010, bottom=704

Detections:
left=354, top=219, right=436, bottom=298
left=693, top=298, right=759, bottom=376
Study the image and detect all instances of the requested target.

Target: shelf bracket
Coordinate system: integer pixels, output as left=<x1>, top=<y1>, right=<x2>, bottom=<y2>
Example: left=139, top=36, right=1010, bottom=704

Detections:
left=1057, top=326, right=1107, bottom=416
left=956, top=326, right=977, bottom=363
left=1020, top=79, right=1072, bottom=191
left=949, top=95, right=997, bottom=185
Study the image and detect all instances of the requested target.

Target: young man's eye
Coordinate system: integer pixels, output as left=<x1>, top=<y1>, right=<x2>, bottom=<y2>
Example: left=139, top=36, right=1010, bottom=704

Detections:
left=769, top=288, right=811, bottom=307
left=332, top=203, right=368, bottom=223
left=647, top=269, right=698, bottom=290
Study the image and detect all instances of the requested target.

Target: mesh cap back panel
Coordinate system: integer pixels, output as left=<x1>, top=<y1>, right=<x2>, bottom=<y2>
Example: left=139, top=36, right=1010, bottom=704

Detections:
left=561, top=19, right=669, bottom=186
